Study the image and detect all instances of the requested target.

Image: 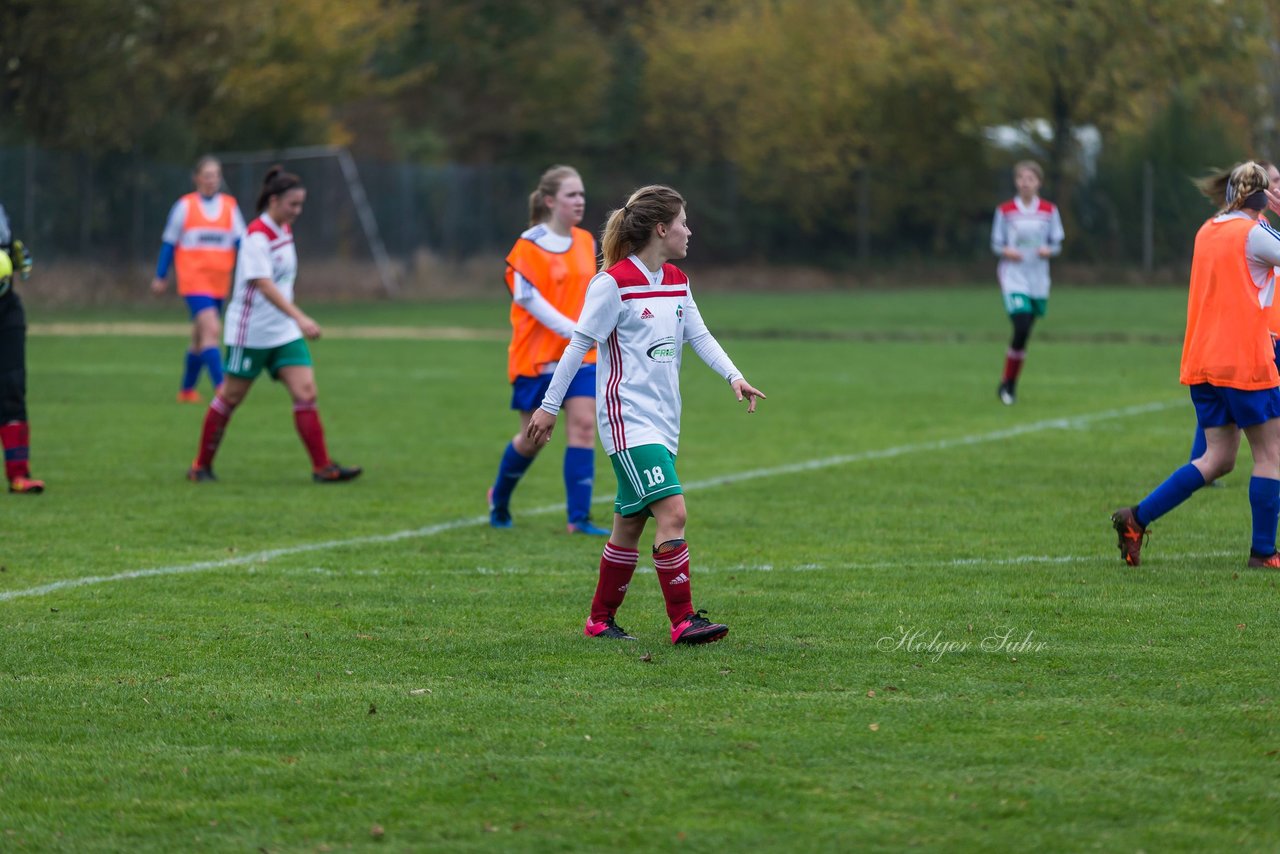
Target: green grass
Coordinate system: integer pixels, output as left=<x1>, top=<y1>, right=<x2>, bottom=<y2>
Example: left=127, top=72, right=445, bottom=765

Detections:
left=2, top=286, right=1278, bottom=852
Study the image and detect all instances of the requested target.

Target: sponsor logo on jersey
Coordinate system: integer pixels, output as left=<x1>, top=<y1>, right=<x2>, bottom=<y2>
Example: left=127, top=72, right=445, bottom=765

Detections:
left=646, top=338, right=678, bottom=363
left=640, top=307, right=654, bottom=320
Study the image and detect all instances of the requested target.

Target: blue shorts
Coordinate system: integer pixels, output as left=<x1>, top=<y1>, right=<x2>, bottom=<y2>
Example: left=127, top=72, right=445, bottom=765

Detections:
left=184, top=295, right=224, bottom=319
left=511, top=364, right=596, bottom=411
left=1190, top=383, right=1280, bottom=430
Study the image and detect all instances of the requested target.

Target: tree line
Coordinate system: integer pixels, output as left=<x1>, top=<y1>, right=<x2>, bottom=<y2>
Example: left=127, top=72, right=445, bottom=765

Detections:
left=2, top=0, right=1277, bottom=265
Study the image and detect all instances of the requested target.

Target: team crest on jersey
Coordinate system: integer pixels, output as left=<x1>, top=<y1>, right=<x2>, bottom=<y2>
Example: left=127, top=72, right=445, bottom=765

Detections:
left=646, top=338, right=678, bottom=363
left=676, top=304, right=683, bottom=321
left=640, top=307, right=654, bottom=320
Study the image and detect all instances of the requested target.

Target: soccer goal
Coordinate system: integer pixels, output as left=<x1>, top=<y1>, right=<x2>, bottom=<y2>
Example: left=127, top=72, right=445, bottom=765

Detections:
left=216, top=145, right=399, bottom=296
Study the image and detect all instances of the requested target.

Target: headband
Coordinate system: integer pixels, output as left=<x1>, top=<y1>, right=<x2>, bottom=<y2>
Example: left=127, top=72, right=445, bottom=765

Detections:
left=1242, top=189, right=1269, bottom=210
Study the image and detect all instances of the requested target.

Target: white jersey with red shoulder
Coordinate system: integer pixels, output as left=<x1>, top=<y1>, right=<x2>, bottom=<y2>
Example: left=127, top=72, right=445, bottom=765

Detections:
left=224, top=213, right=302, bottom=349
left=574, top=255, right=710, bottom=456
left=991, top=196, right=1064, bottom=299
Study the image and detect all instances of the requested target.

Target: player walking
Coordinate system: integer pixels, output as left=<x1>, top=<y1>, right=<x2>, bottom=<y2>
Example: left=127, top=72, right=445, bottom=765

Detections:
left=187, top=166, right=361, bottom=484
left=151, top=156, right=246, bottom=402
left=0, top=202, right=42, bottom=493
left=1112, top=162, right=1280, bottom=568
left=1188, top=161, right=1280, bottom=473
left=488, top=165, right=608, bottom=535
left=527, top=185, right=765, bottom=644
left=991, top=160, right=1064, bottom=405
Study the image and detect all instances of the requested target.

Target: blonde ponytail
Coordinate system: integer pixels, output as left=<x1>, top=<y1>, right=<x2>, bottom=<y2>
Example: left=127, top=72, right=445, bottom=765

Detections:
left=1195, top=161, right=1270, bottom=214
left=599, top=185, right=685, bottom=270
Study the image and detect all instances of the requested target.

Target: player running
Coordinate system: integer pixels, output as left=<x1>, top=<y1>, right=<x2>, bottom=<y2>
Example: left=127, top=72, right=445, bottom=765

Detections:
left=187, top=165, right=361, bottom=484
left=0, top=201, right=42, bottom=493
left=527, top=185, right=765, bottom=644
left=1112, top=162, right=1280, bottom=568
left=488, top=165, right=608, bottom=535
left=991, top=160, right=1064, bottom=405
left=151, top=156, right=246, bottom=402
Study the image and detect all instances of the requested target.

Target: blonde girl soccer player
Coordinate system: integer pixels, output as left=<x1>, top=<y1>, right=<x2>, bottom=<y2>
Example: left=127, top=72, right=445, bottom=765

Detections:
left=1188, top=161, right=1280, bottom=470
left=527, top=185, right=765, bottom=644
left=150, top=156, right=246, bottom=402
left=1112, top=162, right=1280, bottom=568
left=186, top=166, right=361, bottom=484
left=991, top=160, right=1064, bottom=405
left=488, top=165, right=608, bottom=535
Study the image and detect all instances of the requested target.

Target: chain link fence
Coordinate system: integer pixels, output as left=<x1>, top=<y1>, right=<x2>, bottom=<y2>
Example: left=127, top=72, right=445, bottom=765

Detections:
left=0, top=143, right=1225, bottom=301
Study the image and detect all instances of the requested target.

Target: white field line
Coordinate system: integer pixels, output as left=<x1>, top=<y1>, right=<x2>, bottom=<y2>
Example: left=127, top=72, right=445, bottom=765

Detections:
left=285, top=549, right=1239, bottom=579
left=0, top=399, right=1182, bottom=603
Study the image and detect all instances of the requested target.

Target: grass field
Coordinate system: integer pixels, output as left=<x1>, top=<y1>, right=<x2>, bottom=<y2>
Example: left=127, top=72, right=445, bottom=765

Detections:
left=2, top=286, right=1278, bottom=852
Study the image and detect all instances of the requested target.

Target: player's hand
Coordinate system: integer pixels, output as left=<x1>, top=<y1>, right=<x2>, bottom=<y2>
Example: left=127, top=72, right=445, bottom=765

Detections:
left=298, top=314, right=322, bottom=340
left=11, top=240, right=32, bottom=279
left=150, top=276, right=167, bottom=294
left=527, top=409, right=557, bottom=445
left=1266, top=186, right=1280, bottom=218
left=732, top=378, right=766, bottom=413
left=1037, top=247, right=1053, bottom=259
left=1002, top=247, right=1023, bottom=261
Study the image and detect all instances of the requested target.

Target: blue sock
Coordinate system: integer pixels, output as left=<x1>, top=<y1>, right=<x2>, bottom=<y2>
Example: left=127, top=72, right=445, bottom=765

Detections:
left=200, top=347, right=224, bottom=389
left=1136, top=463, right=1206, bottom=527
left=1248, top=476, right=1280, bottom=556
left=1189, top=424, right=1207, bottom=463
left=490, top=442, right=534, bottom=510
left=181, top=351, right=202, bottom=391
left=564, top=447, right=595, bottom=524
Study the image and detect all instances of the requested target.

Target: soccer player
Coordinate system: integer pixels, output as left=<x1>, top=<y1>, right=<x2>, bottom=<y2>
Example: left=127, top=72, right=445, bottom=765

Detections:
left=527, top=185, right=765, bottom=644
left=0, top=202, right=42, bottom=494
left=991, top=160, right=1065, bottom=405
left=187, top=166, right=361, bottom=484
left=1188, top=161, right=1280, bottom=472
left=488, top=165, right=608, bottom=535
left=151, top=156, right=246, bottom=402
left=1112, top=162, right=1280, bottom=568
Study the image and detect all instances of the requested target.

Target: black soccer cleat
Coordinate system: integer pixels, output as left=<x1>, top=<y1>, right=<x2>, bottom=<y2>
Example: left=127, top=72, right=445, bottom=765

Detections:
left=186, top=464, right=217, bottom=482
left=671, top=609, right=729, bottom=645
left=584, top=616, right=637, bottom=640
left=313, top=462, right=363, bottom=483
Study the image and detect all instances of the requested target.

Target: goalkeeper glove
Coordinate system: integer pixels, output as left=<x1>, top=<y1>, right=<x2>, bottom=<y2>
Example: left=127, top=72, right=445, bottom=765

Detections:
left=11, top=240, right=32, bottom=279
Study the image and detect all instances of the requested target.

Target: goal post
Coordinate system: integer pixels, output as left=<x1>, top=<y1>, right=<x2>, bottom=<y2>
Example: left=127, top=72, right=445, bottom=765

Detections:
left=214, top=144, right=400, bottom=296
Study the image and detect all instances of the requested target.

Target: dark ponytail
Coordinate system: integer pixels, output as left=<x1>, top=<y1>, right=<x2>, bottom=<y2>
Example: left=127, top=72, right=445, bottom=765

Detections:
left=255, top=165, right=304, bottom=214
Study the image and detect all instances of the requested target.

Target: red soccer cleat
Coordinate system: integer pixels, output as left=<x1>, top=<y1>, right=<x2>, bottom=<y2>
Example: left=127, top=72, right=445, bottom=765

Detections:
left=177, top=389, right=202, bottom=403
left=1111, top=507, right=1148, bottom=567
left=8, top=476, right=44, bottom=494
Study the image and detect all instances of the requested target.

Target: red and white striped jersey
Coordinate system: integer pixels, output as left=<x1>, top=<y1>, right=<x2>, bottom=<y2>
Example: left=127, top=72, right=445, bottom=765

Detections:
left=991, top=196, right=1064, bottom=299
left=224, top=213, right=302, bottom=349
left=574, top=256, right=723, bottom=455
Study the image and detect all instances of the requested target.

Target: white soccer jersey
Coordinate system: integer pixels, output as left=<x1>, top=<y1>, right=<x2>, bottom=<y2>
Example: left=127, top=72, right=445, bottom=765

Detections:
left=991, top=196, right=1064, bottom=299
left=223, top=213, right=302, bottom=350
left=574, top=256, right=737, bottom=456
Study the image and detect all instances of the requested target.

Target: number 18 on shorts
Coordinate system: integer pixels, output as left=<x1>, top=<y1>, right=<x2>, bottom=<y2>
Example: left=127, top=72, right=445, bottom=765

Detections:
left=610, top=444, right=683, bottom=517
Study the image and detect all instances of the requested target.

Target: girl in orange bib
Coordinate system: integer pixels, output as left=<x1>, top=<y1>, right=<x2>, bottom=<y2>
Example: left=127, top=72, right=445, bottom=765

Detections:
left=487, top=165, right=607, bottom=534
left=1112, top=162, right=1280, bottom=568
left=150, top=156, right=246, bottom=402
